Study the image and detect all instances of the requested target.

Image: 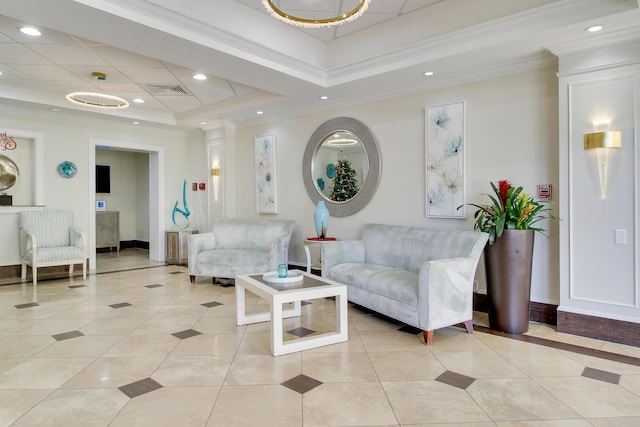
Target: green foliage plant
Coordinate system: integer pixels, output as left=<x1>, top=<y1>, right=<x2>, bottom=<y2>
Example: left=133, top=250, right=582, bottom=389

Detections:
left=462, top=179, right=554, bottom=245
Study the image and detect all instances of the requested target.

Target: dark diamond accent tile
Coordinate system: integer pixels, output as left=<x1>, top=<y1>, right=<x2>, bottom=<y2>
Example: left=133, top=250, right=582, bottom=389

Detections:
left=436, top=370, right=476, bottom=390
left=287, top=327, right=315, bottom=338
left=52, top=330, right=84, bottom=341
left=68, top=284, right=87, bottom=289
left=145, top=284, right=163, bottom=288
left=170, top=272, right=182, bottom=275
left=119, top=378, right=163, bottom=399
left=301, top=300, right=311, bottom=306
left=582, top=367, right=621, bottom=384
left=15, top=302, right=40, bottom=309
left=201, top=301, right=222, bottom=308
left=109, top=302, right=132, bottom=309
left=172, top=329, right=202, bottom=340
left=398, top=325, right=422, bottom=335
left=281, top=374, right=323, bottom=394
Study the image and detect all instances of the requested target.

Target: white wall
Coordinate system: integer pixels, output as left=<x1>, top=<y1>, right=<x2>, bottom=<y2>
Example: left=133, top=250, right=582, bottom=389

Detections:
left=233, top=66, right=560, bottom=304
left=135, top=152, right=150, bottom=241
left=0, top=109, right=202, bottom=266
left=1, top=137, right=33, bottom=205
left=558, top=41, right=640, bottom=323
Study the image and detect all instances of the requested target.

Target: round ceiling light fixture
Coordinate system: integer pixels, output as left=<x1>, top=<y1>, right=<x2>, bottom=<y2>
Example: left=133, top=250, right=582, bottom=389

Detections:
left=262, top=0, right=371, bottom=28
left=66, top=72, right=129, bottom=109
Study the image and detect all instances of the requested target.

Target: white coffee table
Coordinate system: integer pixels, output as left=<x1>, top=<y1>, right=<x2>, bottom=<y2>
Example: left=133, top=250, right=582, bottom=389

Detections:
left=235, top=271, right=348, bottom=356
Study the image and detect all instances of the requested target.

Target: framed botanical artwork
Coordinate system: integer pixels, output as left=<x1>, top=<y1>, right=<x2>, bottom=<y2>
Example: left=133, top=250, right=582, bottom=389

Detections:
left=255, top=134, right=277, bottom=213
left=425, top=101, right=466, bottom=218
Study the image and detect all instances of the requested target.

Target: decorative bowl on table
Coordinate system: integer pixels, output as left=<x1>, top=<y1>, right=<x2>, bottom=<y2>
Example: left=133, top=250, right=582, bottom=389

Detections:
left=263, top=270, right=304, bottom=284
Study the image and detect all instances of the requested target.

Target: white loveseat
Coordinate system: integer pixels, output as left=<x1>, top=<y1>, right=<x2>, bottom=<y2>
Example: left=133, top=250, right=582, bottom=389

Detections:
left=188, top=219, right=295, bottom=283
left=321, top=223, right=488, bottom=344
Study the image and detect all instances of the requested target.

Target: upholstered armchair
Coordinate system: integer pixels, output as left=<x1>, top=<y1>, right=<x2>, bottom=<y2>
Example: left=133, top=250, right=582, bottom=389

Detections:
left=188, top=219, right=295, bottom=283
left=19, top=210, right=87, bottom=286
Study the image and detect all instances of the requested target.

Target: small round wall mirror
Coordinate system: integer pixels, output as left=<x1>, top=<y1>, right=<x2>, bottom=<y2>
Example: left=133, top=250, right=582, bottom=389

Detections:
left=302, top=117, right=381, bottom=217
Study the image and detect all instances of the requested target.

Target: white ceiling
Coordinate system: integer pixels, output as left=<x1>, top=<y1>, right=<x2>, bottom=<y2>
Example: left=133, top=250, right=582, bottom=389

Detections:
left=0, top=0, right=638, bottom=130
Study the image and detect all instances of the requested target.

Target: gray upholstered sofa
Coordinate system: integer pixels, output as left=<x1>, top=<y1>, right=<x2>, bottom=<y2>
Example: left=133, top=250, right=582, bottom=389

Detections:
left=188, top=219, right=295, bottom=283
left=321, top=223, right=488, bottom=344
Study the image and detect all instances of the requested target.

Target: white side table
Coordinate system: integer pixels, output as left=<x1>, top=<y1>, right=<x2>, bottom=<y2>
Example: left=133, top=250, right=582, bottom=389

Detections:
left=303, top=237, right=337, bottom=273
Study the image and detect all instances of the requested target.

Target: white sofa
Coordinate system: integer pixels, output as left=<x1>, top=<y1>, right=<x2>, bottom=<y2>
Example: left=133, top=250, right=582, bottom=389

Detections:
left=188, top=219, right=295, bottom=283
left=321, top=223, right=488, bottom=344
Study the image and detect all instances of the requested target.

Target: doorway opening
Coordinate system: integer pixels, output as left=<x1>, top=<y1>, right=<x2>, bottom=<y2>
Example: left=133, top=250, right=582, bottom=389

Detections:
left=88, top=139, right=165, bottom=272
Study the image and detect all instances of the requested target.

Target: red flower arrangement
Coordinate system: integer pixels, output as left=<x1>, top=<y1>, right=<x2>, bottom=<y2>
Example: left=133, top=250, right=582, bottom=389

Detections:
left=462, top=179, right=554, bottom=245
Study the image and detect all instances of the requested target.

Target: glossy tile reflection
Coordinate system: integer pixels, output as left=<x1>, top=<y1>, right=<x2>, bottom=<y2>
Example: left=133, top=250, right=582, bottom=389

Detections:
left=0, top=251, right=639, bottom=426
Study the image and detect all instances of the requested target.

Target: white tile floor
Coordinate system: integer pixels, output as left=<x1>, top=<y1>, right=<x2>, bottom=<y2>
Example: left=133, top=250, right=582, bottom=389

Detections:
left=0, top=249, right=639, bottom=426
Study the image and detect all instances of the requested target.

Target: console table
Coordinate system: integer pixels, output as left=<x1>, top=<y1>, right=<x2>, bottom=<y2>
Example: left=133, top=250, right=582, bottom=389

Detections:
left=165, top=229, right=198, bottom=265
left=96, top=211, right=119, bottom=251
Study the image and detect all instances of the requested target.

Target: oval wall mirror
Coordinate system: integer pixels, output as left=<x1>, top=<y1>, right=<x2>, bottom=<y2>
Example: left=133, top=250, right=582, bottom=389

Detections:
left=302, top=117, right=381, bottom=217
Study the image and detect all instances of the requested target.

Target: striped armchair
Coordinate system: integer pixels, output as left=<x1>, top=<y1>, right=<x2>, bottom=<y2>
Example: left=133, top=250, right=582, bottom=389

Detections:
left=19, top=210, right=87, bottom=286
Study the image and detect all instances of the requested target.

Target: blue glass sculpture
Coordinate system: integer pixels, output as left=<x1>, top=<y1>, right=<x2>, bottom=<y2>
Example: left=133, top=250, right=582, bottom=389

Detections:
left=172, top=179, right=191, bottom=230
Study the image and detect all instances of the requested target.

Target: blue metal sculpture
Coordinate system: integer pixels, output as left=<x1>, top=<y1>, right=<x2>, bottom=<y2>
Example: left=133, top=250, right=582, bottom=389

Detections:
left=172, top=179, right=190, bottom=230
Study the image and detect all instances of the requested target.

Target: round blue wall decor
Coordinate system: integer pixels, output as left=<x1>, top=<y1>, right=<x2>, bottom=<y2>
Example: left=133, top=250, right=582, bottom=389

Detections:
left=57, top=161, right=77, bottom=178
left=326, top=163, right=336, bottom=179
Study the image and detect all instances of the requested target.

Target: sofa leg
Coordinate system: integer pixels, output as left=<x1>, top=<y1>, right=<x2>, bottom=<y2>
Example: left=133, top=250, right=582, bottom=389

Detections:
left=464, top=320, right=474, bottom=334
left=189, top=275, right=195, bottom=283
left=423, top=330, right=433, bottom=345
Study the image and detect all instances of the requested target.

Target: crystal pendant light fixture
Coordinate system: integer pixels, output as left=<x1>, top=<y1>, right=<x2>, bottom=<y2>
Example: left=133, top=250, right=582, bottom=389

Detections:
left=66, top=72, right=129, bottom=109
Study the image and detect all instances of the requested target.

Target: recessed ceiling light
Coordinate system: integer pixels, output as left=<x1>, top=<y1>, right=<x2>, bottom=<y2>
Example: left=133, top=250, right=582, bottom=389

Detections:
left=0, top=71, right=3, bottom=76
left=193, top=73, right=207, bottom=80
left=132, top=121, right=139, bottom=125
left=200, top=121, right=207, bottom=125
left=133, top=98, right=144, bottom=103
left=257, top=111, right=264, bottom=115
left=319, top=95, right=328, bottom=100
left=51, top=108, right=59, bottom=112
left=424, top=71, right=435, bottom=76
left=19, top=26, right=41, bottom=36
left=587, top=24, right=603, bottom=33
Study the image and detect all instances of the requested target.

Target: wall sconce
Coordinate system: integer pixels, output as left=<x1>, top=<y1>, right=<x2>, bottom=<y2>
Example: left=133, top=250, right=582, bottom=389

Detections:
left=211, top=166, right=221, bottom=201
left=584, top=131, right=622, bottom=199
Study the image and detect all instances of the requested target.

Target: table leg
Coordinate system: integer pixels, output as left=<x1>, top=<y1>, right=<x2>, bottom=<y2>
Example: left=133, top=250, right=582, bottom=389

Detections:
left=304, top=245, right=311, bottom=273
left=236, top=281, right=271, bottom=325
left=235, top=282, right=247, bottom=325
left=336, top=290, right=348, bottom=338
left=271, top=296, right=284, bottom=356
